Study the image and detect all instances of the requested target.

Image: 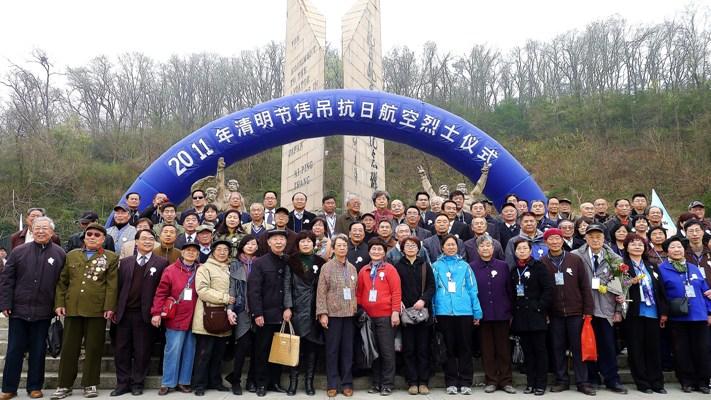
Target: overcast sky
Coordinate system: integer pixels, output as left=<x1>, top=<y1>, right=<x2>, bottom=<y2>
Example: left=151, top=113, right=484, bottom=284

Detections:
left=0, top=0, right=706, bottom=77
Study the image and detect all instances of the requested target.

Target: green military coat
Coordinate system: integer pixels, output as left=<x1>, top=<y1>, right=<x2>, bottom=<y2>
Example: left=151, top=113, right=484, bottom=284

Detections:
left=55, top=248, right=119, bottom=317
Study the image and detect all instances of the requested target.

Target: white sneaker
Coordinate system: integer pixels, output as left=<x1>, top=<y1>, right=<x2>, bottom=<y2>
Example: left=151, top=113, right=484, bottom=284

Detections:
left=50, top=388, right=72, bottom=400
left=460, top=386, right=472, bottom=395
left=83, top=387, right=97, bottom=398
left=446, top=386, right=458, bottom=395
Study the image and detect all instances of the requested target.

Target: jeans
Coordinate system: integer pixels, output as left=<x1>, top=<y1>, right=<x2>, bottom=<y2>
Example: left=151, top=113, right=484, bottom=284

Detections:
left=2, top=318, right=51, bottom=393
left=161, top=329, right=196, bottom=387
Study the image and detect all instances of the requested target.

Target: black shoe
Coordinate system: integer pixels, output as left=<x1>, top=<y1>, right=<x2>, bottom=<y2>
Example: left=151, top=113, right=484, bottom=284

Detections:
left=550, top=384, right=569, bottom=393
left=110, top=388, right=130, bottom=397
left=523, top=387, right=534, bottom=394
left=381, top=388, right=392, bottom=396
left=267, top=384, right=287, bottom=394
left=231, top=384, right=242, bottom=396
left=577, top=385, right=596, bottom=396
left=246, top=382, right=256, bottom=393
left=699, top=387, right=711, bottom=394
left=256, top=387, right=266, bottom=397
left=608, top=384, right=628, bottom=394
left=640, top=389, right=653, bottom=394
left=286, top=372, right=298, bottom=396
left=682, top=386, right=693, bottom=393
left=534, top=389, right=545, bottom=396
left=214, top=385, right=230, bottom=392
left=194, top=389, right=205, bottom=396
left=368, top=386, right=382, bottom=394
left=652, top=388, right=667, bottom=394
left=131, top=387, right=143, bottom=396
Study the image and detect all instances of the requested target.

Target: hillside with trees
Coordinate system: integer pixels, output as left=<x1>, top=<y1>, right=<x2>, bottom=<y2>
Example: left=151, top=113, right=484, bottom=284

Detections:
left=1, top=11, right=710, bottom=239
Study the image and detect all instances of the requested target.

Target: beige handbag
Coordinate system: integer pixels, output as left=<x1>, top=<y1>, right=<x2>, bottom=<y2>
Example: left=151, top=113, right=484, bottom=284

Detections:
left=268, top=321, right=300, bottom=367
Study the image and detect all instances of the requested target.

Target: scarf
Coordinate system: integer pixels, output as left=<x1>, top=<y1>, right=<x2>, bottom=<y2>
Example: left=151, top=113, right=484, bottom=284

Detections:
left=670, top=259, right=687, bottom=273
left=516, top=258, right=530, bottom=269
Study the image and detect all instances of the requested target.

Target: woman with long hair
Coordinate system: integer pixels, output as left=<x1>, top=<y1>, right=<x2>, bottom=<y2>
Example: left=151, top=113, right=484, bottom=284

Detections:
left=283, top=231, right=326, bottom=396
left=227, top=235, right=259, bottom=395
left=214, top=209, right=245, bottom=260
left=311, top=217, right=333, bottom=260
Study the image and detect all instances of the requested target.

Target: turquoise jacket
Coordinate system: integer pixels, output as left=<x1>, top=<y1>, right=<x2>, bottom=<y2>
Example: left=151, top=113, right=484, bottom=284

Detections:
left=432, top=255, right=483, bottom=319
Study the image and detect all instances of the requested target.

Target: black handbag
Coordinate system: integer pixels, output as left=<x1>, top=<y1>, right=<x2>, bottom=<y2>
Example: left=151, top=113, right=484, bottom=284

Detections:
left=669, top=297, right=689, bottom=316
left=46, top=317, right=63, bottom=358
left=203, top=301, right=232, bottom=334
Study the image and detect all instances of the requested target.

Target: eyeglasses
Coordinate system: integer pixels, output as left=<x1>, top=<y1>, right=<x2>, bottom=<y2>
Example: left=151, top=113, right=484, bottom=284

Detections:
left=193, top=196, right=204, bottom=200
left=403, top=243, right=419, bottom=249
left=85, top=231, right=103, bottom=238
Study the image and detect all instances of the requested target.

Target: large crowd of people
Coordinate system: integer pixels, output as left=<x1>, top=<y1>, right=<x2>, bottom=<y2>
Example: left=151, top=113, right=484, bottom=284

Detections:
left=1, top=188, right=711, bottom=398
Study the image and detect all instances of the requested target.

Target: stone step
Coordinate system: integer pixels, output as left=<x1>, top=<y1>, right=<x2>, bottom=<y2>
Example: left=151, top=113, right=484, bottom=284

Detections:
left=0, top=340, right=163, bottom=357
left=19, top=370, right=675, bottom=390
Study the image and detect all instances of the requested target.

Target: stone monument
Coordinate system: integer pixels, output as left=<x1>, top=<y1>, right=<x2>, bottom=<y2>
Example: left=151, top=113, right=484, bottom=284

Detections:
left=341, top=0, right=386, bottom=207
left=280, top=0, right=327, bottom=210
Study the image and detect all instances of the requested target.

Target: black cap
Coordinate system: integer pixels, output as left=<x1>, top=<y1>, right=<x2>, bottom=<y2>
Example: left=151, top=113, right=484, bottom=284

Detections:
left=585, top=224, right=606, bottom=235
left=266, top=229, right=288, bottom=239
left=78, top=211, right=99, bottom=224
left=113, top=204, right=129, bottom=212
left=180, top=242, right=200, bottom=251
left=559, top=198, right=572, bottom=204
left=274, top=207, right=290, bottom=216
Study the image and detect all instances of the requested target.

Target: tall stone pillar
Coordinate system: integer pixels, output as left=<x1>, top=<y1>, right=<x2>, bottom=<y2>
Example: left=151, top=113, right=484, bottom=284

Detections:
left=280, top=0, right=327, bottom=210
left=341, top=0, right=385, bottom=208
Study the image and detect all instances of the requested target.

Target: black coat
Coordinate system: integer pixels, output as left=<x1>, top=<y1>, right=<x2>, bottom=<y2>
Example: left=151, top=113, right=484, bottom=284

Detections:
left=283, top=254, right=326, bottom=343
left=287, top=210, right=317, bottom=233
left=394, top=256, right=435, bottom=309
left=494, top=221, right=520, bottom=250
left=510, top=259, right=554, bottom=332
left=64, top=232, right=116, bottom=253
left=624, top=259, right=669, bottom=318
left=248, top=251, right=288, bottom=324
left=115, top=254, right=168, bottom=324
left=0, top=242, right=66, bottom=321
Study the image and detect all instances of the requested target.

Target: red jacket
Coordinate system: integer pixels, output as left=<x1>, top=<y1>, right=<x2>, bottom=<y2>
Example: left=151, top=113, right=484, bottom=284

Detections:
left=357, top=262, right=401, bottom=318
left=151, top=260, right=198, bottom=331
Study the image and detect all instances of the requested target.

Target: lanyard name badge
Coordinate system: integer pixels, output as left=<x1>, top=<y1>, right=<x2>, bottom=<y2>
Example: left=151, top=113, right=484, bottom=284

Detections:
left=183, top=270, right=196, bottom=301
left=516, top=267, right=528, bottom=297
left=369, top=265, right=382, bottom=302
left=685, top=270, right=696, bottom=298
left=446, top=271, right=456, bottom=293
left=342, top=262, right=352, bottom=300
left=553, top=252, right=565, bottom=286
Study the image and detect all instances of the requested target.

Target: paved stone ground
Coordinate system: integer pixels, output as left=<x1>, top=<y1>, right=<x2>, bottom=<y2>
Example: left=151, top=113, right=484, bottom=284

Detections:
left=9, top=386, right=710, bottom=400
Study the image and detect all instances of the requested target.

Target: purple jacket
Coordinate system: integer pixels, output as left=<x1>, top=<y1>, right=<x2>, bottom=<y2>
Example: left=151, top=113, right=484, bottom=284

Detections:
left=470, top=258, right=512, bottom=321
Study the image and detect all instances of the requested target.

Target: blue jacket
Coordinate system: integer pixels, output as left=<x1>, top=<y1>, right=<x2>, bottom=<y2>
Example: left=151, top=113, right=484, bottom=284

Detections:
left=432, top=255, right=483, bottom=319
left=658, top=260, right=711, bottom=322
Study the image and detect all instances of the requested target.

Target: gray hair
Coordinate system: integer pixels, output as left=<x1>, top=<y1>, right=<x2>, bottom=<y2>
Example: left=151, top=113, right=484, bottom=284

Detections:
left=371, top=190, right=390, bottom=203
left=395, top=223, right=410, bottom=233
left=475, top=233, right=493, bottom=248
left=332, top=233, right=349, bottom=248
left=32, top=216, right=55, bottom=231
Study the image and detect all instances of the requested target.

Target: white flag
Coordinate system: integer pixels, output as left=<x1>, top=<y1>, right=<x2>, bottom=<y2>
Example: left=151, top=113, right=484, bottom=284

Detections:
left=651, top=189, right=677, bottom=237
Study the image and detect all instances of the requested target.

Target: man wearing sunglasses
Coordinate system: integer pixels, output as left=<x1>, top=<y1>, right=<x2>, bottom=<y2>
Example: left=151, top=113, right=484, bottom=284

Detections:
left=52, top=223, right=119, bottom=399
left=180, top=190, right=207, bottom=224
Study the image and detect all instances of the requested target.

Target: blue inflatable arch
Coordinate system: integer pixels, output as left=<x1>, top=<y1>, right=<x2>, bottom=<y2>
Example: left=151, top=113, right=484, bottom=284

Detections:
left=120, top=89, right=545, bottom=212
